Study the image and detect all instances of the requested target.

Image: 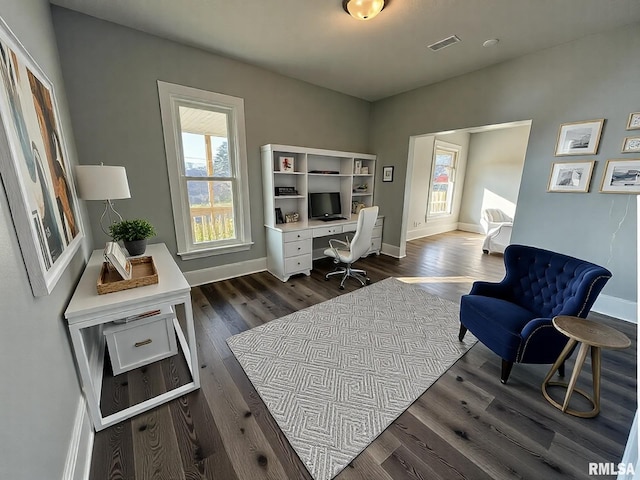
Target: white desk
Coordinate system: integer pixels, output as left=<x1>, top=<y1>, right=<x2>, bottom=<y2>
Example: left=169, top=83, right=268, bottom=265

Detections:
left=265, top=214, right=383, bottom=282
left=65, top=243, right=199, bottom=431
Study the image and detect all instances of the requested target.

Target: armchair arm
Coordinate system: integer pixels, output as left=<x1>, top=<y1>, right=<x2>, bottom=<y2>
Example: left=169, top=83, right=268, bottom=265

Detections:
left=517, top=317, right=572, bottom=364
left=327, top=238, right=349, bottom=260
left=469, top=280, right=510, bottom=299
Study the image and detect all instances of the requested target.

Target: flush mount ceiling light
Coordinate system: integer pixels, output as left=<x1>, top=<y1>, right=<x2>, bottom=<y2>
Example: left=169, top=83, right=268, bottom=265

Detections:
left=343, top=0, right=387, bottom=21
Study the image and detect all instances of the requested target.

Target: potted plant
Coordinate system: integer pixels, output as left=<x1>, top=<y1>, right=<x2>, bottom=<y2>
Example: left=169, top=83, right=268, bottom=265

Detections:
left=109, top=219, right=156, bottom=256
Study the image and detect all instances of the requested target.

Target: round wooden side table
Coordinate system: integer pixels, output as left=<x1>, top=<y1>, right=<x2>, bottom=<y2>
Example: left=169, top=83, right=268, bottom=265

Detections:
left=542, top=315, right=631, bottom=418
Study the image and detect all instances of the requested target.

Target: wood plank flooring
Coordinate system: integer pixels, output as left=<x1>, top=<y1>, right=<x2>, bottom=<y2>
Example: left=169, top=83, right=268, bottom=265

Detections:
left=90, top=231, right=637, bottom=479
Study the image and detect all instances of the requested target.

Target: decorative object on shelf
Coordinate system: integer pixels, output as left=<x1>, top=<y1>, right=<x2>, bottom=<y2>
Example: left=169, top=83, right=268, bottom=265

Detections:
left=75, top=164, right=131, bottom=236
left=279, top=156, right=294, bottom=172
left=361, top=166, right=369, bottom=175
left=103, top=241, right=132, bottom=280
left=0, top=18, right=84, bottom=297
left=97, top=256, right=158, bottom=295
left=275, top=186, right=298, bottom=196
left=275, top=207, right=285, bottom=224
left=354, top=160, right=362, bottom=174
left=109, top=218, right=156, bottom=256
left=547, top=161, right=594, bottom=193
left=353, top=183, right=368, bottom=193
left=285, top=212, right=299, bottom=223
left=622, top=137, right=640, bottom=153
left=627, top=112, right=640, bottom=130
left=343, top=0, right=386, bottom=21
left=599, top=159, right=640, bottom=194
left=382, top=166, right=394, bottom=182
left=352, top=203, right=365, bottom=214
left=554, top=119, right=604, bottom=156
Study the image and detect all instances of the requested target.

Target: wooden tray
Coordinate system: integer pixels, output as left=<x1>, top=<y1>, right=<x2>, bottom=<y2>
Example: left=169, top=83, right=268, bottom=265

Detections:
left=97, top=256, right=158, bottom=295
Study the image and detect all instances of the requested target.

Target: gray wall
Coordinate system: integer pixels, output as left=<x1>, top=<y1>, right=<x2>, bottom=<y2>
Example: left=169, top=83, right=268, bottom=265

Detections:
left=51, top=7, right=371, bottom=273
left=370, top=23, right=639, bottom=302
left=459, top=125, right=530, bottom=228
left=0, top=1, right=90, bottom=479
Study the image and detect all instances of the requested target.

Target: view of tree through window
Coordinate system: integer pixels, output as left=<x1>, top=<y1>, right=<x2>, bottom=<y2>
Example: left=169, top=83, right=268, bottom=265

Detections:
left=428, top=147, right=458, bottom=216
left=180, top=108, right=236, bottom=243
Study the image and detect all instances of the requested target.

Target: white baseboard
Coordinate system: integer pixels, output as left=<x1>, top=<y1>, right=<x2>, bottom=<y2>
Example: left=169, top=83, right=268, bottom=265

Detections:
left=62, top=399, right=94, bottom=480
left=381, top=242, right=403, bottom=258
left=407, top=222, right=457, bottom=241
left=592, top=294, right=637, bottom=323
left=457, top=222, right=484, bottom=234
left=184, top=257, right=267, bottom=286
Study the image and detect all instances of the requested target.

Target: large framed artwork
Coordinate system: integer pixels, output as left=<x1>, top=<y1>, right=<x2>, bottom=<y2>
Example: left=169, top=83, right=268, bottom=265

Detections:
left=0, top=18, right=83, bottom=296
left=554, top=119, right=604, bottom=156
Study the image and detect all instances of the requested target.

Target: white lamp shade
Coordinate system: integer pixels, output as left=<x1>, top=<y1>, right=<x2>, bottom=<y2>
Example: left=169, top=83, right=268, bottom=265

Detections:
left=345, top=0, right=385, bottom=20
left=75, top=165, right=131, bottom=200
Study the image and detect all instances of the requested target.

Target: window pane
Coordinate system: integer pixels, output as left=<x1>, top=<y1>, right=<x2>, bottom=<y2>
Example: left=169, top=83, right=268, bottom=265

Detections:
left=210, top=137, right=231, bottom=177
left=182, top=132, right=207, bottom=177
left=179, top=106, right=229, bottom=178
left=187, top=180, right=236, bottom=242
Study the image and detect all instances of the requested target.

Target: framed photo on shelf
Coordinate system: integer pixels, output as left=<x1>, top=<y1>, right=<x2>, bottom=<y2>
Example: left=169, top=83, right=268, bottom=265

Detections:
left=104, top=242, right=132, bottom=280
left=622, top=137, right=640, bottom=153
left=354, top=160, right=362, bottom=174
left=382, top=166, right=394, bottom=182
left=554, top=119, right=604, bottom=156
left=279, top=156, right=294, bottom=172
left=0, top=17, right=83, bottom=296
left=599, top=159, right=640, bottom=194
left=547, top=161, right=594, bottom=193
left=627, top=112, right=640, bottom=130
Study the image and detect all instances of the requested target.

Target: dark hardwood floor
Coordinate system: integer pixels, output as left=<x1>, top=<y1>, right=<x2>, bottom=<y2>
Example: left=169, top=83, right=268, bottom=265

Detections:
left=90, top=231, right=637, bottom=480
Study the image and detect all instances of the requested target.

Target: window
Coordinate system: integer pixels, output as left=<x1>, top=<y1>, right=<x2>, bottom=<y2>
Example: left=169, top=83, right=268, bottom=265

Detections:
left=427, top=141, right=460, bottom=217
left=158, top=81, right=252, bottom=258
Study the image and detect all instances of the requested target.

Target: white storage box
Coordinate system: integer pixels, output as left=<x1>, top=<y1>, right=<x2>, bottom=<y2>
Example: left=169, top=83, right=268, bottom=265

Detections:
left=104, top=307, right=178, bottom=375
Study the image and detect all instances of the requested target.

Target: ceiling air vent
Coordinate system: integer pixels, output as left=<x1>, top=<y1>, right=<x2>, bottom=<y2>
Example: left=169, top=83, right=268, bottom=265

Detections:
left=428, top=35, right=461, bottom=52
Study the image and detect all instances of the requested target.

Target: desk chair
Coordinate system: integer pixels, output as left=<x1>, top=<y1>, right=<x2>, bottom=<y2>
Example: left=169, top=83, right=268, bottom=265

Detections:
left=324, top=206, right=379, bottom=290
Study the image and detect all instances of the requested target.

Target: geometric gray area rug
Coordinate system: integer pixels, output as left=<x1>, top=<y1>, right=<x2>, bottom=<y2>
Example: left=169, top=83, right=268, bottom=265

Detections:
left=226, top=277, right=477, bottom=480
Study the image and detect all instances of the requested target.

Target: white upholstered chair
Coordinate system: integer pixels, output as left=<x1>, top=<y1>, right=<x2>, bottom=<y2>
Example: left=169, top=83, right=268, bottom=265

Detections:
left=481, top=209, right=513, bottom=254
left=324, top=206, right=379, bottom=289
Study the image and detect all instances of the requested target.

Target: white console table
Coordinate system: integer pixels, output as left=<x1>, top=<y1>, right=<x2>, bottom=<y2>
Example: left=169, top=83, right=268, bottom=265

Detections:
left=65, top=243, right=199, bottom=431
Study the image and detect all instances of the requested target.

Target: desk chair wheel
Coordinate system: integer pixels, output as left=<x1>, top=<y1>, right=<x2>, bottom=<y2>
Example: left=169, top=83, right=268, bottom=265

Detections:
left=339, top=285, right=345, bottom=290
left=366, top=278, right=371, bottom=285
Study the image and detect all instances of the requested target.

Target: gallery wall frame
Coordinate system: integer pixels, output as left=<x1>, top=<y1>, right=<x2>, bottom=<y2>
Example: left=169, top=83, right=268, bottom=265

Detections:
left=621, top=137, right=640, bottom=154
left=547, top=160, right=595, bottom=193
left=382, top=166, right=394, bottom=182
left=599, top=159, right=640, bottom=194
left=626, top=112, right=640, bottom=130
left=554, top=119, right=604, bottom=156
left=0, top=17, right=83, bottom=296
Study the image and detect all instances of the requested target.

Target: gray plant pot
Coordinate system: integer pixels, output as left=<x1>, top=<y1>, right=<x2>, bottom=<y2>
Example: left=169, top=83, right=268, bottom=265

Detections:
left=123, top=239, right=147, bottom=256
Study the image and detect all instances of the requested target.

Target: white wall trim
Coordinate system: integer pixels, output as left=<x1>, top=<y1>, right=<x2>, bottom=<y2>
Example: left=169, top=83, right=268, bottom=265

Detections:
left=457, top=222, right=484, bottom=234
left=617, top=411, right=638, bottom=480
left=406, top=222, right=458, bottom=241
left=381, top=242, right=404, bottom=258
left=592, top=294, right=637, bottom=323
left=62, top=398, right=94, bottom=480
left=184, top=257, right=267, bottom=286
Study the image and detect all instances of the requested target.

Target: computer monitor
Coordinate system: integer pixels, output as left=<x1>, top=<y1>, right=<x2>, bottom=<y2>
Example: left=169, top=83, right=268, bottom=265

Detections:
left=309, top=192, right=342, bottom=219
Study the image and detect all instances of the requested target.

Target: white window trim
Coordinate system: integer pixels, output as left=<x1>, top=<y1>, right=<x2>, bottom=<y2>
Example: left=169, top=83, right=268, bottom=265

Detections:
left=427, top=140, right=461, bottom=219
left=157, top=81, right=252, bottom=258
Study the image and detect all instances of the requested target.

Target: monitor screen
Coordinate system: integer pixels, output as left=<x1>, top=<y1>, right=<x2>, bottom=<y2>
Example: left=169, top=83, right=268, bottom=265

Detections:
left=309, top=192, right=342, bottom=218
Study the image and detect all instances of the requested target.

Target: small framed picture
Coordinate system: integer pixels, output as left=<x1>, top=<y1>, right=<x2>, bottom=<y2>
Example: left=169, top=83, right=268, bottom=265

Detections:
left=279, top=156, right=294, bottom=172
left=354, top=159, right=362, bottom=174
left=626, top=112, right=640, bottom=130
left=382, top=166, right=394, bottom=182
left=600, top=159, right=640, bottom=193
left=622, top=137, right=640, bottom=153
left=547, top=161, right=594, bottom=193
left=554, top=119, right=604, bottom=156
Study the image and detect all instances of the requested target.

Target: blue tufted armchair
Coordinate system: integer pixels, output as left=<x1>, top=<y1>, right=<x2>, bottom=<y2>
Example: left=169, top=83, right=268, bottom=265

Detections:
left=458, top=244, right=612, bottom=384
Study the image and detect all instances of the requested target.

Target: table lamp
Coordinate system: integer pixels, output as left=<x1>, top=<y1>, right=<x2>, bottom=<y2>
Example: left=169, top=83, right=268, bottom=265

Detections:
left=75, top=164, right=131, bottom=236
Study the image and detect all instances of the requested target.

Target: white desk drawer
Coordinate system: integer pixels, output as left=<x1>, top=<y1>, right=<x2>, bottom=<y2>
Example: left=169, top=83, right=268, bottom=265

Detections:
left=372, top=226, right=383, bottom=238
left=370, top=237, right=382, bottom=252
left=104, top=308, right=178, bottom=375
left=374, top=218, right=383, bottom=227
left=342, top=223, right=357, bottom=233
left=313, top=225, right=343, bottom=238
left=284, top=239, right=311, bottom=258
left=284, top=254, right=312, bottom=274
left=283, top=230, right=311, bottom=243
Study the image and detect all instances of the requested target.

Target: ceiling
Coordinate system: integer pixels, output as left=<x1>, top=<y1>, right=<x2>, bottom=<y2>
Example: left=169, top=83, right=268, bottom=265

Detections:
left=50, top=0, right=640, bottom=101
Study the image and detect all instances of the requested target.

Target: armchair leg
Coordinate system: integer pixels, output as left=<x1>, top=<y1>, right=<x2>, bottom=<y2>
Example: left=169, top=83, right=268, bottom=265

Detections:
left=501, top=360, right=513, bottom=384
left=458, top=324, right=467, bottom=342
left=558, top=361, right=565, bottom=378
